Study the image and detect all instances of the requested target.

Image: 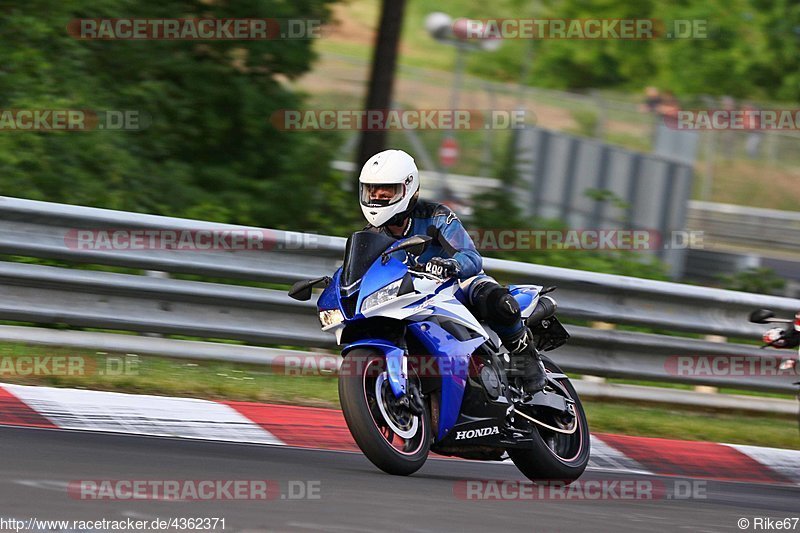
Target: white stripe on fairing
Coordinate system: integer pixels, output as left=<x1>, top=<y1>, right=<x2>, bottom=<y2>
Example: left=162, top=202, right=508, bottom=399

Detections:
left=726, top=443, right=800, bottom=484
left=588, top=435, right=653, bottom=475
left=1, top=384, right=283, bottom=445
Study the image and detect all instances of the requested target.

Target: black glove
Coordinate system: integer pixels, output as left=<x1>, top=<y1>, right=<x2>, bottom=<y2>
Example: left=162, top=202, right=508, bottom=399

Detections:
left=424, top=257, right=460, bottom=278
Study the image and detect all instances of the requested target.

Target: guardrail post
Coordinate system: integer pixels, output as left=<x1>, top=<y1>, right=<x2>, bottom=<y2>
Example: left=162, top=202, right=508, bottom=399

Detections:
left=142, top=270, right=169, bottom=338
left=693, top=334, right=728, bottom=394
left=585, top=321, right=617, bottom=384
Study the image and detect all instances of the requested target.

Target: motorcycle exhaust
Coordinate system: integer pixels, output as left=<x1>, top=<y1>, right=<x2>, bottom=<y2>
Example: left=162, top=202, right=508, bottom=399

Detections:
left=526, top=295, right=557, bottom=327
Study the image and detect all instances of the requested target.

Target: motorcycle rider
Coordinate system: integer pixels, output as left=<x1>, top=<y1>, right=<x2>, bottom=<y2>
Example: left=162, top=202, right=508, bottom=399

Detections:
left=358, top=149, right=547, bottom=393
left=762, top=313, right=800, bottom=349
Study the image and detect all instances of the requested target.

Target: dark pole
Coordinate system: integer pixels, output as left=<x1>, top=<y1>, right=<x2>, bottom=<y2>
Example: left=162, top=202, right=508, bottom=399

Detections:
left=355, top=0, right=407, bottom=172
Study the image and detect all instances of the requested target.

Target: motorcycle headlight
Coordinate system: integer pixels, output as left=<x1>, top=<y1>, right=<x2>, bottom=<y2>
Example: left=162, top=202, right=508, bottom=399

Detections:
left=361, top=279, right=403, bottom=313
left=319, top=309, right=345, bottom=329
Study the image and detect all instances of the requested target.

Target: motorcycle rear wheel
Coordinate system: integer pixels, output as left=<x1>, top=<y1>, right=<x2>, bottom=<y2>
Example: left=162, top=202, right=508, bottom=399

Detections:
left=507, top=355, right=590, bottom=484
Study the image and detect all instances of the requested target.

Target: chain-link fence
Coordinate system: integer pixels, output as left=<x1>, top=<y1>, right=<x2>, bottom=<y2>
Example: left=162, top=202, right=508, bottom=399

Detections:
left=301, top=52, right=800, bottom=211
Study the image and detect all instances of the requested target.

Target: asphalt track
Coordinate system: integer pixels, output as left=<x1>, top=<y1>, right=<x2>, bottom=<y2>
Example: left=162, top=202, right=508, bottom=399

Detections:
left=0, top=426, right=797, bottom=533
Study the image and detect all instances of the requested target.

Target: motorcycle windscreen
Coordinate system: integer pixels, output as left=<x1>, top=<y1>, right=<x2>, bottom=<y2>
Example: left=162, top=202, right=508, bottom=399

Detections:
left=341, top=230, right=397, bottom=287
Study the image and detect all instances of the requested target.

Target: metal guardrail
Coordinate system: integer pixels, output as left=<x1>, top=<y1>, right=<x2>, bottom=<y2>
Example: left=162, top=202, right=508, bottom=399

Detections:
left=0, top=196, right=798, bottom=393
left=0, top=325, right=793, bottom=414
left=0, top=196, right=345, bottom=283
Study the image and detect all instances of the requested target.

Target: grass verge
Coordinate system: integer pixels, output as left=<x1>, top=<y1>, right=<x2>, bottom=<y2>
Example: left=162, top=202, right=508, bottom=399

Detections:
left=0, top=342, right=797, bottom=449
left=585, top=401, right=798, bottom=450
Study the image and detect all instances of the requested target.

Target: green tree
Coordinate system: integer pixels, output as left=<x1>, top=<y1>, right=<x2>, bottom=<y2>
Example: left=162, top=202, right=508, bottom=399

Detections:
left=0, top=0, right=348, bottom=232
left=464, top=0, right=800, bottom=100
left=719, top=267, right=786, bottom=295
left=743, top=0, right=800, bottom=101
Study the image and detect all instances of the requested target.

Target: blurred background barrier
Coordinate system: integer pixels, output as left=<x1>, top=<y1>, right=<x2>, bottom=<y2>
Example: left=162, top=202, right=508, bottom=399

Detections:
left=319, top=48, right=800, bottom=217
left=0, top=196, right=798, bottom=403
left=687, top=201, right=800, bottom=255
left=513, top=127, right=695, bottom=278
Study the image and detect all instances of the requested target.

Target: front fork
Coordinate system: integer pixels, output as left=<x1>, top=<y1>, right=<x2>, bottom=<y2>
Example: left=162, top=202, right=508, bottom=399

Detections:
left=342, top=339, right=408, bottom=398
left=341, top=340, right=427, bottom=418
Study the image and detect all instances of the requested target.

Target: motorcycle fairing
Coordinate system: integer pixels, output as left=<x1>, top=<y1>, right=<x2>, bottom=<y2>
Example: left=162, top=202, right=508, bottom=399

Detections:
left=406, top=320, right=485, bottom=441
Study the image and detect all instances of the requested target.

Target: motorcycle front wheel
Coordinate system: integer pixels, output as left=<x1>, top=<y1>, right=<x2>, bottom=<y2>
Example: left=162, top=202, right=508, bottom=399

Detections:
left=338, top=349, right=430, bottom=476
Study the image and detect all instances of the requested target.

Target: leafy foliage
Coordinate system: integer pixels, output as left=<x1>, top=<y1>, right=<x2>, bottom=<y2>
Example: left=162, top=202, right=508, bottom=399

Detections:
left=464, top=0, right=800, bottom=101
left=0, top=0, right=350, bottom=232
left=719, top=267, right=787, bottom=295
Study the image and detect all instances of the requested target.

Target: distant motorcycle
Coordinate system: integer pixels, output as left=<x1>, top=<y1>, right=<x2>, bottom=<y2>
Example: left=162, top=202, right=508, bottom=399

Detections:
left=748, top=308, right=800, bottom=371
left=749, top=308, right=799, bottom=430
left=289, top=231, right=590, bottom=482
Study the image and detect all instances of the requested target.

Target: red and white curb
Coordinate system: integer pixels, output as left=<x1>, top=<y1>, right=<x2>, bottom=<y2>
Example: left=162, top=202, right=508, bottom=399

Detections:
left=1, top=383, right=798, bottom=485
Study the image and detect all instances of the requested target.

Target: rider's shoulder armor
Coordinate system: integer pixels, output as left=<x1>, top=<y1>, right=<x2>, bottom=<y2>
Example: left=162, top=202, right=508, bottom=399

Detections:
left=410, top=200, right=458, bottom=225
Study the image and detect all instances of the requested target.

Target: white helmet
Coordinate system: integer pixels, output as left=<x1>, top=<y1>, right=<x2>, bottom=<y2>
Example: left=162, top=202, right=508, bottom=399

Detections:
left=359, top=149, right=420, bottom=227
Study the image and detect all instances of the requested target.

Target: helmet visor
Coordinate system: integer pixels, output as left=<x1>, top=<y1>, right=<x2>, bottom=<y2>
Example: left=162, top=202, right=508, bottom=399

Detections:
left=361, top=183, right=405, bottom=208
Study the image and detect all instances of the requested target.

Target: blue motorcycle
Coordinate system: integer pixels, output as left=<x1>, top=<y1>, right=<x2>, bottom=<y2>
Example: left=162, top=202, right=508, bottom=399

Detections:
left=289, top=231, right=590, bottom=482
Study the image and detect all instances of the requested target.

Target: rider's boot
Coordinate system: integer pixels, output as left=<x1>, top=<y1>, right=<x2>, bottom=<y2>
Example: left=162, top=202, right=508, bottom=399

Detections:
left=469, top=280, right=547, bottom=393
left=503, top=327, right=547, bottom=394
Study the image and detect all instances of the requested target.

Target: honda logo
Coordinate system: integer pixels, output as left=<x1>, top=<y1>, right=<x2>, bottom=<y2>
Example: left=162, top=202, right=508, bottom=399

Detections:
left=455, top=426, right=499, bottom=440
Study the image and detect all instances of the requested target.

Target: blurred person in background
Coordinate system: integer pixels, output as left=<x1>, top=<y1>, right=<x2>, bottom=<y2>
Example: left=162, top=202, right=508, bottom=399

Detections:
left=358, top=149, right=547, bottom=393
left=640, top=86, right=663, bottom=114
left=720, top=96, right=737, bottom=160
left=640, top=86, right=663, bottom=145
left=743, top=103, right=763, bottom=159
left=656, top=90, right=681, bottom=129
